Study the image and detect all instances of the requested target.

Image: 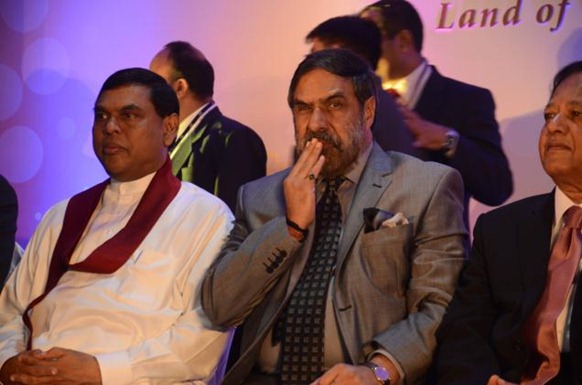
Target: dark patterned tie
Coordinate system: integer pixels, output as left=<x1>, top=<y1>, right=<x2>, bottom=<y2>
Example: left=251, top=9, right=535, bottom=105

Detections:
left=279, top=177, right=343, bottom=384
left=522, top=205, right=582, bottom=384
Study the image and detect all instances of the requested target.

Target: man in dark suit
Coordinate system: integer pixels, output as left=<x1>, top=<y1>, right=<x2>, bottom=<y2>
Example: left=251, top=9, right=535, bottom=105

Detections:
left=361, top=0, right=513, bottom=226
left=201, top=49, right=466, bottom=385
left=306, top=15, right=425, bottom=159
left=432, top=60, right=582, bottom=384
left=150, top=41, right=267, bottom=211
left=0, top=174, right=17, bottom=286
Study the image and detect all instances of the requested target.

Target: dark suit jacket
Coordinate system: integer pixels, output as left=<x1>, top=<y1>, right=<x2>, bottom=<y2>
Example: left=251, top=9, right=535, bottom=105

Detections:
left=0, top=175, right=17, bottom=286
left=372, top=80, right=426, bottom=159
left=415, top=67, right=513, bottom=224
left=433, top=193, right=582, bottom=384
left=172, top=107, right=267, bottom=211
left=202, top=144, right=466, bottom=385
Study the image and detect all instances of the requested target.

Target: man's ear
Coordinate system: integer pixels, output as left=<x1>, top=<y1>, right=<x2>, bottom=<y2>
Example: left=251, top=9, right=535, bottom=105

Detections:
left=162, top=113, right=179, bottom=147
left=173, top=78, right=189, bottom=99
left=396, top=30, right=416, bottom=52
left=364, top=96, right=376, bottom=129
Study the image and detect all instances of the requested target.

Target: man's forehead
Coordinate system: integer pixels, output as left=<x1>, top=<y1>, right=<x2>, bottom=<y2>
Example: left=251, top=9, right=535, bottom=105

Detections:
left=294, top=69, right=354, bottom=101
left=96, top=84, right=151, bottom=108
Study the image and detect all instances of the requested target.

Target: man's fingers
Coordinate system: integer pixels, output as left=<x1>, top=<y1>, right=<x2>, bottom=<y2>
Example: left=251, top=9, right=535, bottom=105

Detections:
left=41, top=347, right=66, bottom=359
left=291, top=139, right=323, bottom=178
left=18, top=351, right=47, bottom=365
left=311, top=154, right=326, bottom=178
left=10, top=365, right=58, bottom=382
left=487, top=374, right=507, bottom=385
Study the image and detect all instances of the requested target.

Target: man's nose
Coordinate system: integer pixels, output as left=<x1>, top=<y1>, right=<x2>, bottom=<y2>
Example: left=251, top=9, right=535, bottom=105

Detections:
left=307, top=108, right=328, bottom=131
left=103, top=116, right=121, bottom=134
left=547, top=112, right=567, bottom=133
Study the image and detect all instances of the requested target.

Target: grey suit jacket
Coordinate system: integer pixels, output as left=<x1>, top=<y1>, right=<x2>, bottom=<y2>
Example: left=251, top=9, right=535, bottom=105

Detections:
left=201, top=144, right=467, bottom=385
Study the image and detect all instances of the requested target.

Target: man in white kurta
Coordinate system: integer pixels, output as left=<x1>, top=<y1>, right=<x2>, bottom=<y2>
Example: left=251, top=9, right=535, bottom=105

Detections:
left=0, top=68, right=233, bottom=385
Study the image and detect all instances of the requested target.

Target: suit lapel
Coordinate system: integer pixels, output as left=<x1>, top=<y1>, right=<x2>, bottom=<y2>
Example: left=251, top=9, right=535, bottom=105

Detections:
left=414, top=67, right=446, bottom=120
left=517, top=193, right=553, bottom=319
left=170, top=107, right=221, bottom=175
left=336, top=144, right=392, bottom=271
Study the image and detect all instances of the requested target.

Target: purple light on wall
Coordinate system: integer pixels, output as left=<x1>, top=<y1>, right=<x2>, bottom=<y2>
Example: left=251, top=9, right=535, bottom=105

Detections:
left=0, top=1, right=164, bottom=245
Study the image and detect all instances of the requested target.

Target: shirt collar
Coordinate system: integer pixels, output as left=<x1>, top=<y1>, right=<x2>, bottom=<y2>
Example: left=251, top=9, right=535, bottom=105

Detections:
left=343, top=142, right=373, bottom=186
left=553, top=187, right=582, bottom=239
left=109, top=171, right=156, bottom=196
left=177, top=101, right=213, bottom=138
left=385, top=60, right=431, bottom=108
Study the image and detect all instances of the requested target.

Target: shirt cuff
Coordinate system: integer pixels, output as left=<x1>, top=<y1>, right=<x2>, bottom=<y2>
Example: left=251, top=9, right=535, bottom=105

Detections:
left=442, top=128, right=460, bottom=158
left=95, top=350, right=133, bottom=385
left=368, top=349, right=405, bottom=385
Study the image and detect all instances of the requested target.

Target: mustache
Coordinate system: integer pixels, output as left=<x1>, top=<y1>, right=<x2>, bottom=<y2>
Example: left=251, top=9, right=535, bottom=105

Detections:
left=303, top=131, right=341, bottom=149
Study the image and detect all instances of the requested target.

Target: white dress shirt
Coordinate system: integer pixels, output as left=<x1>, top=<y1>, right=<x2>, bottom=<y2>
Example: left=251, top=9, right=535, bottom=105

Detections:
left=0, top=173, right=234, bottom=385
left=385, top=60, right=432, bottom=109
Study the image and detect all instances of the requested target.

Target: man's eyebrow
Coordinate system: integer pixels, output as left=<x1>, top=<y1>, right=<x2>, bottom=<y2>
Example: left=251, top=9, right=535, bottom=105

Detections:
left=93, top=103, right=142, bottom=112
left=545, top=100, right=582, bottom=110
left=119, top=104, right=143, bottom=112
left=293, top=90, right=346, bottom=106
left=323, top=91, right=346, bottom=101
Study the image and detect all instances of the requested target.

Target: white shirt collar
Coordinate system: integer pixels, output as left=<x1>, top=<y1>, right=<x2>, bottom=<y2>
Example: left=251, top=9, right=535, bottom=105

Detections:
left=553, top=187, right=582, bottom=242
left=177, top=102, right=212, bottom=139
left=385, top=60, right=431, bottom=108
left=109, top=171, right=156, bottom=196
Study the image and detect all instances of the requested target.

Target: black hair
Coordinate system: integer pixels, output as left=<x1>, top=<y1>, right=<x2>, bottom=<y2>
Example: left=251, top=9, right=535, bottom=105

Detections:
left=164, top=41, right=214, bottom=98
left=364, top=0, right=423, bottom=52
left=97, top=67, right=179, bottom=118
left=552, top=60, right=582, bottom=95
left=306, top=16, right=382, bottom=70
left=288, top=48, right=377, bottom=109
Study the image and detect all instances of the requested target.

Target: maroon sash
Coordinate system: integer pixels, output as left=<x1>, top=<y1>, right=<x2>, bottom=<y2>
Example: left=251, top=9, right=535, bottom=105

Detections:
left=23, top=157, right=180, bottom=349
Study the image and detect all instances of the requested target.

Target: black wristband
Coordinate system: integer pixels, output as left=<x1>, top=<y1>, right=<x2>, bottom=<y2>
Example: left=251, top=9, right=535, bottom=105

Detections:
left=286, top=217, right=308, bottom=239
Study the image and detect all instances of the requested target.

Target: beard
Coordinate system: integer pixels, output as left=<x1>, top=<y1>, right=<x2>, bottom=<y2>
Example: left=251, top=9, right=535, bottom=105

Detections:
left=296, top=115, right=366, bottom=178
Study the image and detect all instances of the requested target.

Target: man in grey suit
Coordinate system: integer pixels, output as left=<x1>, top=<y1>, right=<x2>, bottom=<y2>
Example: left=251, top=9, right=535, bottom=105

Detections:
left=201, top=49, right=466, bottom=385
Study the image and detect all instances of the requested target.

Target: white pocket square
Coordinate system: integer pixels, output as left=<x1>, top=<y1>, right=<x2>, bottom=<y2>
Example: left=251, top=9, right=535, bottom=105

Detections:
left=381, top=212, right=409, bottom=228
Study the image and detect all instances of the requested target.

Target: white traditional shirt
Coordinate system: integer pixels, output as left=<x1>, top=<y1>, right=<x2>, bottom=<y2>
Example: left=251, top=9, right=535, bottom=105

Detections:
left=0, top=173, right=234, bottom=385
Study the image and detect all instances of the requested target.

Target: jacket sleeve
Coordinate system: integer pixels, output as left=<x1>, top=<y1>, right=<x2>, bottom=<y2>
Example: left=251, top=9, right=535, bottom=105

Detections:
left=201, top=183, right=303, bottom=327
left=0, top=175, right=18, bottom=285
left=446, top=88, right=513, bottom=206
left=431, top=215, right=502, bottom=384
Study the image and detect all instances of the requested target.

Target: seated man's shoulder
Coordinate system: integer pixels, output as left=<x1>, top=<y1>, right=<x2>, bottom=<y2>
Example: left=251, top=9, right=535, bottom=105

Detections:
left=239, top=169, right=290, bottom=207
left=439, top=73, right=493, bottom=99
left=42, top=198, right=73, bottom=222
left=390, top=151, right=459, bottom=179
left=478, top=193, right=550, bottom=224
left=212, top=113, right=261, bottom=139
left=178, top=181, right=232, bottom=215
left=239, top=169, right=287, bottom=197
